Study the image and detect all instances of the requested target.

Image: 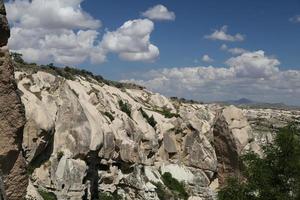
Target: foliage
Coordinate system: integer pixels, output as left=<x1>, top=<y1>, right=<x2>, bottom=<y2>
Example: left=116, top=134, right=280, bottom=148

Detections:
left=161, top=172, right=189, bottom=200
left=12, top=53, right=144, bottom=90
left=10, top=52, right=25, bottom=64
left=139, top=108, right=157, bottom=128
left=38, top=189, right=57, bottom=200
left=154, top=107, right=180, bottom=119
left=218, top=122, right=300, bottom=200
left=98, top=191, right=122, bottom=200
left=152, top=182, right=173, bottom=200
left=104, top=111, right=114, bottom=121
left=118, top=100, right=131, bottom=117
left=56, top=151, right=64, bottom=161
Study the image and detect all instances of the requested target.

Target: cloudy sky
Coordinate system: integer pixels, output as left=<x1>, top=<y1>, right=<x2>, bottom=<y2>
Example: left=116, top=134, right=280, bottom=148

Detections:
left=5, top=0, right=300, bottom=105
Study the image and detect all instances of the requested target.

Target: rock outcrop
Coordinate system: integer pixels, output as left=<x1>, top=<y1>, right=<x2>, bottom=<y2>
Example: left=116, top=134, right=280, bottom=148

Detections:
left=10, top=66, right=260, bottom=200
left=0, top=1, right=28, bottom=199
left=11, top=64, right=300, bottom=199
left=213, top=106, right=252, bottom=184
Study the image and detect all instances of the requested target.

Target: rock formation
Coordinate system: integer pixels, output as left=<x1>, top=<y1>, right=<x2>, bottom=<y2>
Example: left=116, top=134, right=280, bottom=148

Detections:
left=0, top=1, right=28, bottom=199
left=1, top=2, right=299, bottom=198
left=18, top=65, right=300, bottom=200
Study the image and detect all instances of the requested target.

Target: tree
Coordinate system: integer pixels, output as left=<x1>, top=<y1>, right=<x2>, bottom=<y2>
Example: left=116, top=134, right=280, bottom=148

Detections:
left=218, top=123, right=300, bottom=200
left=10, top=52, right=24, bottom=64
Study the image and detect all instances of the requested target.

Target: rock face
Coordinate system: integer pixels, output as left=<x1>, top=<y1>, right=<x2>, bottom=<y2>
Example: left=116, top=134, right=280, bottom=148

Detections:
left=0, top=1, right=9, bottom=47
left=0, top=1, right=28, bottom=199
left=213, top=106, right=252, bottom=184
left=11, top=67, right=258, bottom=200
left=12, top=65, right=300, bottom=199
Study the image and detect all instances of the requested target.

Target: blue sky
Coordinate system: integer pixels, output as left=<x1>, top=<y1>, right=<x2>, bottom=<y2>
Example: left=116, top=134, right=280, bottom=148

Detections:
left=5, top=0, right=300, bottom=105
left=80, top=0, right=300, bottom=79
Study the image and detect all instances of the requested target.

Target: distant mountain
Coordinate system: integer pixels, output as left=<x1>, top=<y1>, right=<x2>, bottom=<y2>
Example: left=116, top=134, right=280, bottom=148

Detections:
left=217, top=98, right=300, bottom=110
left=225, top=98, right=255, bottom=105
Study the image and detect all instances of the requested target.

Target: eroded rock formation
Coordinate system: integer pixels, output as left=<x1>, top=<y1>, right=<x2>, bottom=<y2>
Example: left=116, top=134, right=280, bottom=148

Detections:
left=8, top=62, right=299, bottom=200
left=0, top=1, right=28, bottom=199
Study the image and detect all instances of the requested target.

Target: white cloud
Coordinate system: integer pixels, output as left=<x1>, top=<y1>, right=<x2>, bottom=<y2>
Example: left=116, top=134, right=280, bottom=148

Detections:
left=6, top=0, right=160, bottom=65
left=6, top=0, right=101, bottom=30
left=205, top=25, right=245, bottom=42
left=290, top=15, right=300, bottom=23
left=123, top=50, right=300, bottom=105
left=202, top=54, right=214, bottom=62
left=142, top=4, right=175, bottom=21
left=220, top=44, right=248, bottom=55
left=100, top=19, right=159, bottom=62
left=226, top=50, right=280, bottom=78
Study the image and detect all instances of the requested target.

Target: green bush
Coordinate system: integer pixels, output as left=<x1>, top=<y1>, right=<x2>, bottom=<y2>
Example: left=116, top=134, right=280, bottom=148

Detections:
left=56, top=151, right=64, bottom=161
left=152, top=182, right=172, bottom=200
left=139, top=108, right=157, bottom=128
left=154, top=107, right=180, bottom=119
left=161, top=172, right=188, bottom=200
left=104, top=111, right=114, bottom=121
left=38, top=189, right=57, bottom=200
left=118, top=100, right=131, bottom=117
left=218, top=122, right=300, bottom=200
left=98, top=191, right=122, bottom=200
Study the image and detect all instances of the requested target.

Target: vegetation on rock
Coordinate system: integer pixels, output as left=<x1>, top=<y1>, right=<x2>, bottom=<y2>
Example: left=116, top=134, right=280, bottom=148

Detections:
left=139, top=108, right=157, bottom=128
left=118, top=100, right=131, bottom=117
left=11, top=52, right=144, bottom=90
left=218, top=122, right=300, bottom=200
left=104, top=111, right=114, bottom=121
left=161, top=172, right=189, bottom=200
left=56, top=151, right=64, bottom=161
left=38, top=189, right=57, bottom=200
left=154, top=106, right=180, bottom=119
left=98, top=191, right=122, bottom=200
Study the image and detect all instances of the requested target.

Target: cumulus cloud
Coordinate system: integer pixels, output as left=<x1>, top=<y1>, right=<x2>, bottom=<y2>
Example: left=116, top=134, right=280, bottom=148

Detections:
left=6, top=0, right=160, bottom=65
left=202, top=54, right=214, bottom=62
left=290, top=15, right=300, bottom=23
left=100, top=19, right=159, bottom=61
left=205, top=25, right=245, bottom=42
left=123, top=50, right=300, bottom=105
left=142, top=4, right=175, bottom=21
left=220, top=44, right=248, bottom=55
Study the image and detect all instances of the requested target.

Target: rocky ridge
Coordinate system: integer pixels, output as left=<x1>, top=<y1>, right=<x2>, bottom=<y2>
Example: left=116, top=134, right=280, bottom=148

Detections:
left=0, top=1, right=28, bottom=199
left=12, top=65, right=299, bottom=200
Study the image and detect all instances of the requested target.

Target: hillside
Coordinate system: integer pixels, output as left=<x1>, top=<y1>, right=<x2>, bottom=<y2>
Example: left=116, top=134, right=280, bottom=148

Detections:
left=13, top=63, right=300, bottom=200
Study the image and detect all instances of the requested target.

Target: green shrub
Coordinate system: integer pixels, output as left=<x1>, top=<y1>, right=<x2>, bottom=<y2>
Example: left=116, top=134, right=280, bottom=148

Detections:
left=104, top=111, right=114, bottom=121
left=118, top=100, right=131, bottom=117
left=57, top=151, right=64, bottom=161
left=161, top=172, right=188, bottom=200
left=154, top=107, right=180, bottom=118
left=152, top=182, right=172, bottom=200
left=98, top=191, right=122, bottom=200
left=139, top=108, right=157, bottom=128
left=38, top=189, right=57, bottom=200
left=218, top=122, right=300, bottom=200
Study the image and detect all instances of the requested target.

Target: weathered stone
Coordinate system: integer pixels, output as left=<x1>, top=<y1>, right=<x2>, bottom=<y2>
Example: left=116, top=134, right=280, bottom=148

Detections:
left=163, top=133, right=177, bottom=153
left=0, top=1, right=28, bottom=199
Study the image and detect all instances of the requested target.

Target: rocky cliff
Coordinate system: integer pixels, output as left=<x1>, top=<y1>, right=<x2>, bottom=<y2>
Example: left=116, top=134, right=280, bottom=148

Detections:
left=0, top=1, right=28, bottom=199
left=11, top=64, right=298, bottom=200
